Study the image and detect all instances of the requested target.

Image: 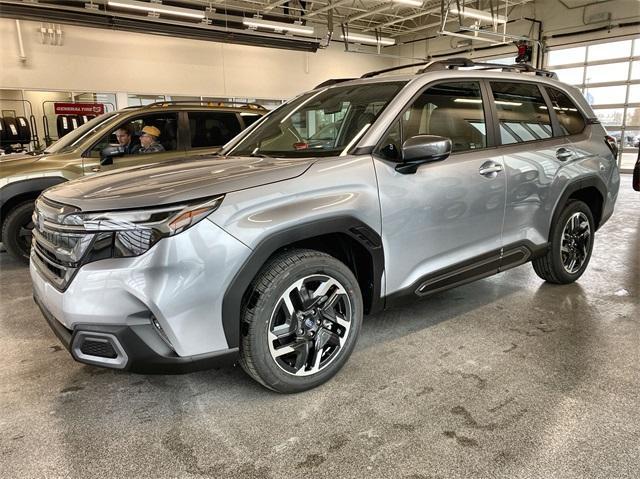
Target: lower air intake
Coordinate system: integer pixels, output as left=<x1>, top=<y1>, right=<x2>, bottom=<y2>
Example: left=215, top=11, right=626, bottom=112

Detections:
left=79, top=338, right=118, bottom=359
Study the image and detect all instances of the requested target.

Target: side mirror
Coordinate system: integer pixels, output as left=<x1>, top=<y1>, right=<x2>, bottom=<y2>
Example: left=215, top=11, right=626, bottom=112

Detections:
left=100, top=145, right=124, bottom=165
left=396, top=135, right=452, bottom=174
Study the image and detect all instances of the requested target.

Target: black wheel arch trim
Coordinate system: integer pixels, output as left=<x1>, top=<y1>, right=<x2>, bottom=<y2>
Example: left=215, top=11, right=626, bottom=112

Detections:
left=221, top=216, right=385, bottom=349
left=0, top=177, right=67, bottom=221
left=550, top=175, right=607, bottom=233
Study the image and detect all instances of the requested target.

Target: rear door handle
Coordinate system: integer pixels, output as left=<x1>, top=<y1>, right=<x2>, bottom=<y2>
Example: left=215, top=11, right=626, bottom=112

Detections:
left=479, top=161, right=504, bottom=178
left=91, top=166, right=101, bottom=172
left=556, top=148, right=573, bottom=161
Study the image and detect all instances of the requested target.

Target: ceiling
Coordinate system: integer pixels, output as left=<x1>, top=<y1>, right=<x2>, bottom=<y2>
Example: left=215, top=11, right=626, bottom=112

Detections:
left=178, top=0, right=534, bottom=36
left=0, top=0, right=535, bottom=51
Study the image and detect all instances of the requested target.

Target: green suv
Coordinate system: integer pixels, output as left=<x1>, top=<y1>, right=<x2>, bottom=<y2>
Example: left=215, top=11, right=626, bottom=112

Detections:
left=0, top=101, right=266, bottom=262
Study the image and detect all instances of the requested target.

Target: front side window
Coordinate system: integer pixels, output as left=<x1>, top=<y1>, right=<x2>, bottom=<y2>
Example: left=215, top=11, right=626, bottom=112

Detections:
left=226, top=82, right=406, bottom=157
left=546, top=87, right=586, bottom=136
left=377, top=81, right=487, bottom=156
left=491, top=82, right=552, bottom=144
left=46, top=112, right=120, bottom=154
left=88, top=112, right=178, bottom=158
left=189, top=112, right=241, bottom=148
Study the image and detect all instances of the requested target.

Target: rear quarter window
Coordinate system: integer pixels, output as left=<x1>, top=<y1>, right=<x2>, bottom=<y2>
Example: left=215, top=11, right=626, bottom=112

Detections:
left=545, top=87, right=587, bottom=136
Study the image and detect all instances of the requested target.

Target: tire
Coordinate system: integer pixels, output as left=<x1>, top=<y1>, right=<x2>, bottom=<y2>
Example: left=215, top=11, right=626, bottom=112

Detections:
left=240, top=248, right=363, bottom=393
left=1, top=200, right=36, bottom=264
left=532, top=200, right=595, bottom=284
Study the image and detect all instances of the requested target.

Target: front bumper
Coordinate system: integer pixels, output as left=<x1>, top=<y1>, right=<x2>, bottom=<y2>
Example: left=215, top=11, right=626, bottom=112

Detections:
left=33, top=292, right=238, bottom=373
left=30, top=218, right=251, bottom=373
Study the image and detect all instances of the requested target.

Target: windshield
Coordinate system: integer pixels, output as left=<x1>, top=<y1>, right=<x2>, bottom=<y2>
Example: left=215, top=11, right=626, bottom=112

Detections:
left=45, top=112, right=120, bottom=154
left=227, top=81, right=406, bottom=157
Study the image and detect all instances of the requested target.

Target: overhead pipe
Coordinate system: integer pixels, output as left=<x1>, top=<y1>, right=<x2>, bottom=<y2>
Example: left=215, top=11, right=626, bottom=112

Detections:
left=15, top=19, right=26, bottom=62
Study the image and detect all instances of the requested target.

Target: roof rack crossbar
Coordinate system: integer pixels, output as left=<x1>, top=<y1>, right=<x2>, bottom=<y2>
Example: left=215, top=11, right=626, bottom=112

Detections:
left=142, top=100, right=267, bottom=110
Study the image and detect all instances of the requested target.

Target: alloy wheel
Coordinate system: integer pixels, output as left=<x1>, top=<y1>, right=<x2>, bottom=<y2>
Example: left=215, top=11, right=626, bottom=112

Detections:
left=17, top=218, right=34, bottom=258
left=560, top=212, right=591, bottom=274
left=268, top=274, right=352, bottom=377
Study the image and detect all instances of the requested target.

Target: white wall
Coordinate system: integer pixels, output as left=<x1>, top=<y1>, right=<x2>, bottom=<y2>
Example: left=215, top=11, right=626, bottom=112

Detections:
left=0, top=18, right=392, bottom=101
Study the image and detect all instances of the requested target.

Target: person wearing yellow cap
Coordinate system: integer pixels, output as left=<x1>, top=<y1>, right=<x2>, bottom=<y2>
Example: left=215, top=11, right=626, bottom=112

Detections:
left=138, top=125, right=165, bottom=154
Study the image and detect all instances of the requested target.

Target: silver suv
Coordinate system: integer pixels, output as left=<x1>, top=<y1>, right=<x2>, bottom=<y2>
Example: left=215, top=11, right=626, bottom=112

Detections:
left=30, top=59, right=620, bottom=393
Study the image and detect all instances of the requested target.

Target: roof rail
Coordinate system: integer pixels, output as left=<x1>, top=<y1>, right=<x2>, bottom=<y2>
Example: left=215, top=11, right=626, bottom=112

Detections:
left=361, top=61, right=433, bottom=79
left=314, top=78, right=356, bottom=89
left=417, top=57, right=558, bottom=79
left=141, top=100, right=267, bottom=110
left=360, top=57, right=557, bottom=80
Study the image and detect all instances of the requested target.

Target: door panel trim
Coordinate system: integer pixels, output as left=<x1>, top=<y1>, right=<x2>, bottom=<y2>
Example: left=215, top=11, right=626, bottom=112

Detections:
left=384, top=240, right=547, bottom=307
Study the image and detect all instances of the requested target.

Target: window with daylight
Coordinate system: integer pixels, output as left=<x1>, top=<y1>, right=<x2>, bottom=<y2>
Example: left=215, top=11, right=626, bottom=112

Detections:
left=546, top=36, right=640, bottom=171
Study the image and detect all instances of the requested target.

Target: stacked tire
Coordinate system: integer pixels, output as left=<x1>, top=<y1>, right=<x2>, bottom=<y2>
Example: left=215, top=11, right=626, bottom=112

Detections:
left=56, top=115, right=79, bottom=138
left=15, top=117, right=31, bottom=144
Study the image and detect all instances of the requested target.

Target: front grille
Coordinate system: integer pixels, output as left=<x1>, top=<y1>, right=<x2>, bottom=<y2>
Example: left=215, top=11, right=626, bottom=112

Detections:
left=79, top=338, right=118, bottom=359
left=32, top=197, right=92, bottom=290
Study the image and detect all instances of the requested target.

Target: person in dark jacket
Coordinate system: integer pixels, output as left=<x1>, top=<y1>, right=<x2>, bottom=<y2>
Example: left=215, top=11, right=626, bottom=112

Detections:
left=114, top=124, right=139, bottom=155
left=138, top=125, right=165, bottom=154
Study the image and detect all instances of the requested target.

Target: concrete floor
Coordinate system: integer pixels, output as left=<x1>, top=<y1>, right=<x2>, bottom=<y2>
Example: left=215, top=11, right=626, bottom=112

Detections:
left=0, top=178, right=638, bottom=479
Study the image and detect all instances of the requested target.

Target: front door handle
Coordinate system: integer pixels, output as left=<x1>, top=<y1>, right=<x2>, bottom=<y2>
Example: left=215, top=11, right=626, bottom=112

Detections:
left=556, top=147, right=573, bottom=161
left=479, top=161, right=504, bottom=178
left=91, top=166, right=101, bottom=173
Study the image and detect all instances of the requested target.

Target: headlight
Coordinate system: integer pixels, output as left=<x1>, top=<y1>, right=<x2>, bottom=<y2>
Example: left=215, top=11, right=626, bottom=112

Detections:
left=59, top=195, right=224, bottom=257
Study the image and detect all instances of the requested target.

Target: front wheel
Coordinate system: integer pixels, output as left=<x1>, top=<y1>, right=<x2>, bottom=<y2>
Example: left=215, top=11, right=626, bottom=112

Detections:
left=532, top=200, right=595, bottom=284
left=1, top=200, right=35, bottom=264
left=240, top=249, right=363, bottom=393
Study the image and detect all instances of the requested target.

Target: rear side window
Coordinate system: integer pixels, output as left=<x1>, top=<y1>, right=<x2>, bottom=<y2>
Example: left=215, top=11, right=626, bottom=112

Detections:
left=189, top=112, right=241, bottom=148
left=490, top=82, right=552, bottom=145
left=546, top=87, right=586, bottom=136
left=240, top=113, right=262, bottom=128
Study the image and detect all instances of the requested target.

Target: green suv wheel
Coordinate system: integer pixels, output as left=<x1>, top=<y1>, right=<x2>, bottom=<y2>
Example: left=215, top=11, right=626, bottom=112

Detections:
left=2, top=200, right=35, bottom=264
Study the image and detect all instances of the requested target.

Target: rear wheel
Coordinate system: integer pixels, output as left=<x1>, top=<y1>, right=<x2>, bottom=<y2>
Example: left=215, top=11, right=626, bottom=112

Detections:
left=533, top=200, right=594, bottom=284
left=1, top=200, right=35, bottom=263
left=240, top=249, right=363, bottom=393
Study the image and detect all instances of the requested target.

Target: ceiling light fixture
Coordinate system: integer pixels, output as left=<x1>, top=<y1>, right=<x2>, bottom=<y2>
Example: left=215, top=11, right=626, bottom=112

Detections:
left=243, top=17, right=315, bottom=36
left=392, top=0, right=424, bottom=7
left=339, top=32, right=396, bottom=46
left=107, top=0, right=205, bottom=19
left=449, top=6, right=507, bottom=24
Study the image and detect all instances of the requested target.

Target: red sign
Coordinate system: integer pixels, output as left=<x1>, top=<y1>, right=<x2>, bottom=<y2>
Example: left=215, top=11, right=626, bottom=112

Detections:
left=54, top=102, right=105, bottom=115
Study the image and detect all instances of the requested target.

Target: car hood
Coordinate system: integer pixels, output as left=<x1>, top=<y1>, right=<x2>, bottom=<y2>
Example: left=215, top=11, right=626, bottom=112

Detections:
left=0, top=152, right=44, bottom=165
left=43, top=155, right=316, bottom=211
